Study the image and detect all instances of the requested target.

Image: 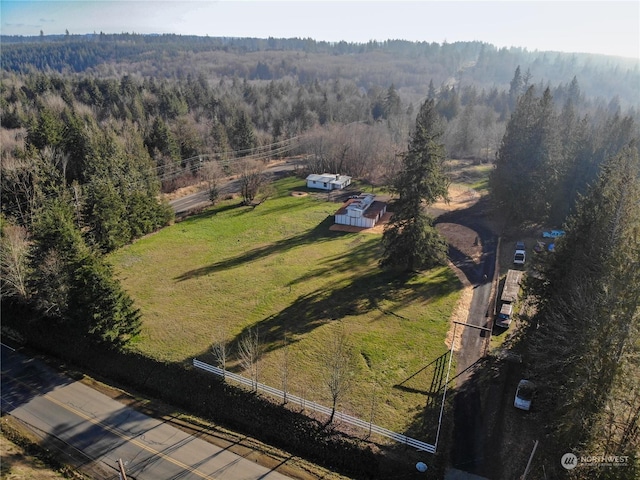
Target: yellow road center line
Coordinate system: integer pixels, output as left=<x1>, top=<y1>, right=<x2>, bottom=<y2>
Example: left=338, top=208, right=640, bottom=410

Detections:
left=5, top=374, right=216, bottom=479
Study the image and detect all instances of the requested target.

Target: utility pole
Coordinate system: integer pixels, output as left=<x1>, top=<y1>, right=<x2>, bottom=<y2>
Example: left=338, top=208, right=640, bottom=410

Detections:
left=118, top=459, right=128, bottom=480
left=522, top=440, right=539, bottom=479
left=434, top=320, right=493, bottom=450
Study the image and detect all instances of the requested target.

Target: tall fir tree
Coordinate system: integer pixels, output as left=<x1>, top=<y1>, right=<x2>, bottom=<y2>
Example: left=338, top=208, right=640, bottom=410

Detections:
left=384, top=84, right=402, bottom=118
left=30, top=195, right=141, bottom=348
left=380, top=99, right=449, bottom=272
left=508, top=65, right=524, bottom=110
left=490, top=86, right=562, bottom=224
left=427, top=79, right=437, bottom=100
left=526, top=145, right=640, bottom=477
left=230, top=111, right=257, bottom=155
left=145, top=116, right=180, bottom=164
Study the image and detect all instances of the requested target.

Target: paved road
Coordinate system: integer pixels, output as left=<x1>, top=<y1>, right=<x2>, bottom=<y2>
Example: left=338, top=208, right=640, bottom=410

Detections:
left=170, top=161, right=300, bottom=216
left=1, top=344, right=291, bottom=480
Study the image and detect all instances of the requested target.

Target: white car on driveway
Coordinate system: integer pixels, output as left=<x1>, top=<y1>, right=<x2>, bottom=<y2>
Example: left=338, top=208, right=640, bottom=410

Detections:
left=514, top=241, right=526, bottom=265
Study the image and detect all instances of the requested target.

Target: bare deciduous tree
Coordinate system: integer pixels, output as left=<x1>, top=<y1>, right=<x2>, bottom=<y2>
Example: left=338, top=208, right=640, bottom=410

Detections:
left=199, top=160, right=224, bottom=203
left=322, top=325, right=355, bottom=424
left=211, top=328, right=229, bottom=379
left=279, top=331, right=290, bottom=404
left=238, top=327, right=260, bottom=391
left=236, top=159, right=267, bottom=206
left=1, top=156, right=39, bottom=226
left=304, top=123, right=400, bottom=189
left=0, top=224, right=31, bottom=299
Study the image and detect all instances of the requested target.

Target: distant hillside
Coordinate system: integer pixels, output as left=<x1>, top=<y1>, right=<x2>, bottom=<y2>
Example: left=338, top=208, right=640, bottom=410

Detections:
left=2, top=34, right=638, bottom=107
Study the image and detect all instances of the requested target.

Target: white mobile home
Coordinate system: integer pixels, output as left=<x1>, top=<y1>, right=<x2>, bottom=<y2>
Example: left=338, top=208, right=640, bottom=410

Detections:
left=306, top=173, right=352, bottom=190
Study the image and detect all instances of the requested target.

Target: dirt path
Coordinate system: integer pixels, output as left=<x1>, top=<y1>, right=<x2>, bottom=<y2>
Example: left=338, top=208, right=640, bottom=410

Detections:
left=433, top=194, right=500, bottom=479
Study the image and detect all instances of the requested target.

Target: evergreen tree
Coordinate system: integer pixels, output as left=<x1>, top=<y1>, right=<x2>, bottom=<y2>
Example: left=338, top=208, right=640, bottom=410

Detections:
left=384, top=84, right=402, bottom=118
left=527, top=145, right=640, bottom=476
left=435, top=86, right=460, bottom=121
left=84, top=177, right=131, bottom=251
left=566, top=75, right=581, bottom=107
left=508, top=65, right=523, bottom=109
left=27, top=107, right=64, bottom=151
left=83, top=124, right=171, bottom=251
left=380, top=99, right=449, bottom=271
left=528, top=87, right=562, bottom=219
left=210, top=118, right=231, bottom=158
left=490, top=86, right=561, bottom=223
left=69, top=254, right=141, bottom=347
left=145, top=117, right=180, bottom=164
left=29, top=196, right=86, bottom=319
left=61, top=109, right=92, bottom=183
left=29, top=195, right=141, bottom=347
left=427, top=79, right=437, bottom=100
left=230, top=111, right=257, bottom=155
left=452, top=100, right=476, bottom=158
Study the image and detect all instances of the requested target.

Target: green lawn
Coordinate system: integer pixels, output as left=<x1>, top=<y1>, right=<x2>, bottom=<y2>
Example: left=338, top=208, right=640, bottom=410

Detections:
left=448, top=160, right=492, bottom=194
left=110, top=176, right=462, bottom=434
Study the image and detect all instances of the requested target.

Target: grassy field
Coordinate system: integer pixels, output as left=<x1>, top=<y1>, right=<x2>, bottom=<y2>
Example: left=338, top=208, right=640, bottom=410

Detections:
left=1, top=419, right=83, bottom=480
left=110, top=176, right=462, bottom=435
left=447, top=159, right=492, bottom=194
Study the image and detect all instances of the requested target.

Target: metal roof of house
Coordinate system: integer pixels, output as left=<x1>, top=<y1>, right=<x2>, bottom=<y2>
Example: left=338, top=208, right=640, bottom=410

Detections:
left=306, top=173, right=351, bottom=184
left=335, top=195, right=387, bottom=219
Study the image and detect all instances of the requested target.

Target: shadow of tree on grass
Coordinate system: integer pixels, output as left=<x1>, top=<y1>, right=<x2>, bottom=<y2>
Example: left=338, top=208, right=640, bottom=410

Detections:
left=214, top=264, right=459, bottom=379
left=173, top=216, right=343, bottom=282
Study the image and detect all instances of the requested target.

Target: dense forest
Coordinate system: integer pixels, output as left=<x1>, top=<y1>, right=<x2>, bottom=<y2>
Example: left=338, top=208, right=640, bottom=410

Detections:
left=490, top=85, right=639, bottom=478
left=2, top=34, right=638, bottom=107
left=1, top=34, right=639, bottom=479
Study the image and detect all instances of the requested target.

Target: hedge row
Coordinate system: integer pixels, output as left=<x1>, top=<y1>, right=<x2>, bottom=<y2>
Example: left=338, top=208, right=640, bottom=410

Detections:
left=3, top=305, right=443, bottom=479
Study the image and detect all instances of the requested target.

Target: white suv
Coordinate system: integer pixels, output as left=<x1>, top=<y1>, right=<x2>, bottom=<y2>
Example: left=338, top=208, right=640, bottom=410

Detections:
left=514, top=241, right=526, bottom=265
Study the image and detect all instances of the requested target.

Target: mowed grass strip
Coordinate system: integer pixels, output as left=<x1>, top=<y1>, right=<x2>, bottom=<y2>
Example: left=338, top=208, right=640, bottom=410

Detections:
left=111, top=177, right=462, bottom=434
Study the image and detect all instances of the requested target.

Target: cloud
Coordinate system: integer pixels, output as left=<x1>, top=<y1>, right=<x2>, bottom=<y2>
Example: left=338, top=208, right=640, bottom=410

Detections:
left=4, top=22, right=42, bottom=29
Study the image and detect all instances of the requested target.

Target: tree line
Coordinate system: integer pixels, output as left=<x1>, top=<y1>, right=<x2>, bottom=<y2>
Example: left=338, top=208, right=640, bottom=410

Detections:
left=491, top=79, right=638, bottom=226
left=523, top=144, right=640, bottom=479
left=1, top=75, right=177, bottom=347
left=374, top=56, right=639, bottom=478
left=2, top=34, right=638, bottom=109
left=490, top=82, right=639, bottom=477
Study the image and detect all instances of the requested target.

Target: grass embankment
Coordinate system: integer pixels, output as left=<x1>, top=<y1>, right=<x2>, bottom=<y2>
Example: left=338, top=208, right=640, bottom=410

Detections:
left=111, top=176, right=462, bottom=437
left=1, top=418, right=86, bottom=479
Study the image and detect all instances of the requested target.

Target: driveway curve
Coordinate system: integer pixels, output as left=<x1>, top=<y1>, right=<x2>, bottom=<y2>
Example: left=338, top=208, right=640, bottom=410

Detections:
left=434, top=197, right=500, bottom=477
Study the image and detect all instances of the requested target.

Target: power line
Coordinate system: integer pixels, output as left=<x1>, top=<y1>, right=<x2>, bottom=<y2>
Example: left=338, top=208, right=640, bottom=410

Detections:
left=1, top=134, right=312, bottom=220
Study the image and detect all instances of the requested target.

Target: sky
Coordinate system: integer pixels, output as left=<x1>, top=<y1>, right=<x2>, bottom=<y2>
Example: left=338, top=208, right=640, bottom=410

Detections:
left=1, top=0, right=639, bottom=60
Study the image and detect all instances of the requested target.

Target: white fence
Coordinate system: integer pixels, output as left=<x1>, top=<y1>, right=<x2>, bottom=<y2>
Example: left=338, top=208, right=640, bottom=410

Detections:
left=192, top=358, right=436, bottom=453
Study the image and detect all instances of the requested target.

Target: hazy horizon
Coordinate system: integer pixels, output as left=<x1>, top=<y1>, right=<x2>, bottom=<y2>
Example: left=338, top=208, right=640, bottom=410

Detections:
left=2, top=1, right=639, bottom=60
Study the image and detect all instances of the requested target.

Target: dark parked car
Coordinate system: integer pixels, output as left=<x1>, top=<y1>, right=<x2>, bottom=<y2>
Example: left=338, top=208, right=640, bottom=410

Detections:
left=514, top=379, right=535, bottom=411
left=514, top=241, right=526, bottom=264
